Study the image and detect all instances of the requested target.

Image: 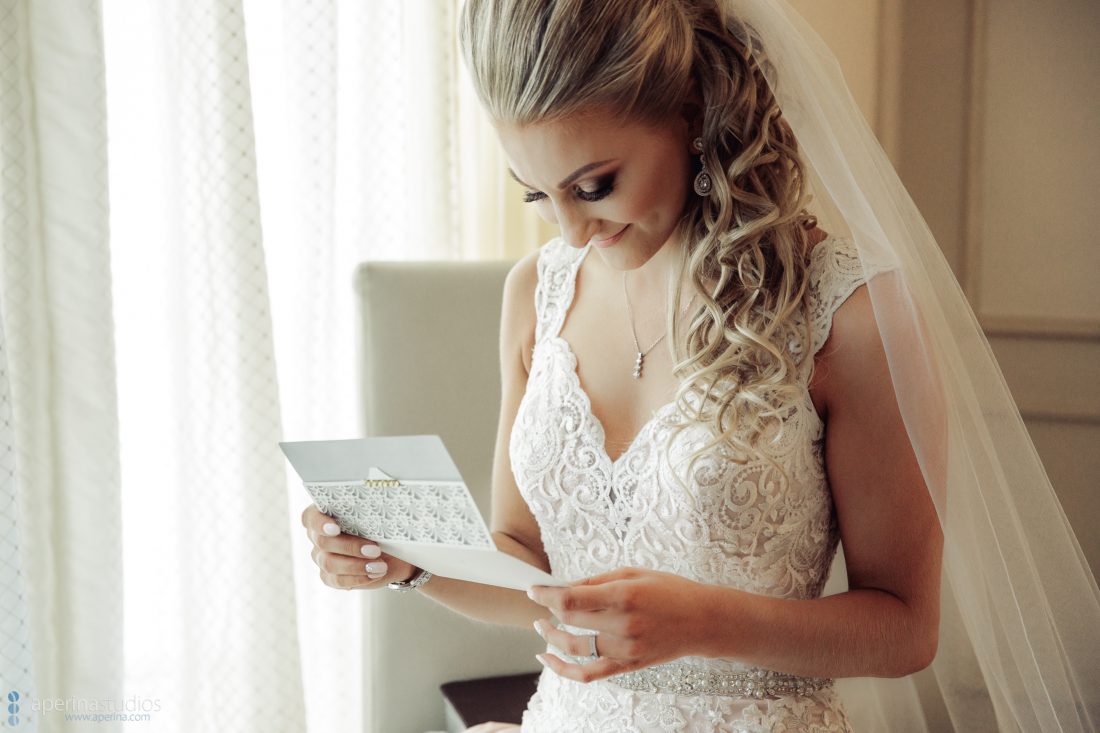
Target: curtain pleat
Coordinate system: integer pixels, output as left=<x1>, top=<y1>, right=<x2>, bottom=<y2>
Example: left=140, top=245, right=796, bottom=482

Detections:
left=257, top=1, right=364, bottom=730
left=0, top=281, right=38, bottom=731
left=0, top=2, right=123, bottom=731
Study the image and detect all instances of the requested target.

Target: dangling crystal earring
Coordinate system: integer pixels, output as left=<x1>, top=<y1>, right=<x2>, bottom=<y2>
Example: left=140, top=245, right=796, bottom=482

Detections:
left=692, top=136, right=712, bottom=196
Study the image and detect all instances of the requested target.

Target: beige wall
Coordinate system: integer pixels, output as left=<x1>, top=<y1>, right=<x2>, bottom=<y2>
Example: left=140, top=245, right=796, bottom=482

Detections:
left=979, top=0, right=1100, bottom=321
left=789, top=0, right=884, bottom=132
left=891, top=0, right=1100, bottom=584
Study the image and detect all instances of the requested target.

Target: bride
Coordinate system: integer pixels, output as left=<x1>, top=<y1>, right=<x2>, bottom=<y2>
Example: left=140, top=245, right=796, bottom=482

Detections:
left=303, top=0, right=1100, bottom=731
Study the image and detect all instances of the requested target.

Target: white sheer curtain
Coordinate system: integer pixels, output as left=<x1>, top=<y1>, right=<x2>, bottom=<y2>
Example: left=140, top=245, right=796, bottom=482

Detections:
left=1, top=0, right=532, bottom=731
left=104, top=0, right=307, bottom=729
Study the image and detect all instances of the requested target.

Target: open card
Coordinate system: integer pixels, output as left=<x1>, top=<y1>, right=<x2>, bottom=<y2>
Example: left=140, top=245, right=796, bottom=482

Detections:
left=279, top=435, right=563, bottom=591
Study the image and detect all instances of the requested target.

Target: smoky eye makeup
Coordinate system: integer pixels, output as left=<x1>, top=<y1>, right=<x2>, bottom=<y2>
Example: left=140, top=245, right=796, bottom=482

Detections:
left=521, top=174, right=616, bottom=204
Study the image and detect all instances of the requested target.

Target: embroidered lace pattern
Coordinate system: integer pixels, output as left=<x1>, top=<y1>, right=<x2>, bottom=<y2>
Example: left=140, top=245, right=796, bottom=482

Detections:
left=304, top=480, right=493, bottom=547
left=510, top=235, right=881, bottom=732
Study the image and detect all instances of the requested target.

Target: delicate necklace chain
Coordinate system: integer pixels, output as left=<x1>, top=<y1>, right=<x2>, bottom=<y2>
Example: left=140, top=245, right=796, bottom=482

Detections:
left=622, top=272, right=698, bottom=379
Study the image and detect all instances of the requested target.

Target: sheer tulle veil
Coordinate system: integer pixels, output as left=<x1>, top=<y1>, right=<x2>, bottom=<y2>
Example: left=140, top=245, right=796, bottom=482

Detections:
left=718, top=1, right=1100, bottom=730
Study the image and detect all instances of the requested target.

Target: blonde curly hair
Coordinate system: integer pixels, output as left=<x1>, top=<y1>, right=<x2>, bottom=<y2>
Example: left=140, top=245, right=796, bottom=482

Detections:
left=459, top=0, right=821, bottom=495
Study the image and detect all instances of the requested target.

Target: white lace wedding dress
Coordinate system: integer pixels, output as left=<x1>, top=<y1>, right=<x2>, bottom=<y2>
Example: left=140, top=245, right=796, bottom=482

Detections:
left=509, top=234, right=875, bottom=732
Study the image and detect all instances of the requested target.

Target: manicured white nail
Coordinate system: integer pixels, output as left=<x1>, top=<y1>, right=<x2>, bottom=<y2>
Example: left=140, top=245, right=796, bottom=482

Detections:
left=527, top=587, right=536, bottom=600
left=322, top=522, right=340, bottom=536
left=366, top=561, right=387, bottom=574
left=361, top=544, right=381, bottom=558
left=535, top=654, right=548, bottom=667
left=533, top=620, right=544, bottom=637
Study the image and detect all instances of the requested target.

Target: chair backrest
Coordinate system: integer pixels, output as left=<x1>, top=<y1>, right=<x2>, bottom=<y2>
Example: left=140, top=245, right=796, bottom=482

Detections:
left=354, top=258, right=544, bottom=733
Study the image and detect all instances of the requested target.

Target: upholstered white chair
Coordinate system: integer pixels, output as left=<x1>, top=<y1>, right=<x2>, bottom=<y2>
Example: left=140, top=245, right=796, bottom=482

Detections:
left=353, top=258, right=544, bottom=733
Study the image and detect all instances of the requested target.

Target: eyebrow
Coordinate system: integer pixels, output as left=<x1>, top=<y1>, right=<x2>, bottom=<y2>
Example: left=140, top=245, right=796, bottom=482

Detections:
left=507, top=159, right=616, bottom=191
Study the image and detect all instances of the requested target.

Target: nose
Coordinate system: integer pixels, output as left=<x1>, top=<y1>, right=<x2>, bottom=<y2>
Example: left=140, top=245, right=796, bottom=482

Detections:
left=554, top=203, right=601, bottom=248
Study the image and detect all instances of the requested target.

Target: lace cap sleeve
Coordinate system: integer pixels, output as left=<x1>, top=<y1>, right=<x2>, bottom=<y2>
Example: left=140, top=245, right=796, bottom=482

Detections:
left=532, top=237, right=587, bottom=344
left=806, top=235, right=875, bottom=358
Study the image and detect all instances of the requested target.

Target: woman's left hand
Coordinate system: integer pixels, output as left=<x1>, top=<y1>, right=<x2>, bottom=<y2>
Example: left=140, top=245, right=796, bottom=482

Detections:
left=526, top=566, right=731, bottom=683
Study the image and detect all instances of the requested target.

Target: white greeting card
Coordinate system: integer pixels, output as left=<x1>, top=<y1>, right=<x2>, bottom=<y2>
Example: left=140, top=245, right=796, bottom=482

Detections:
left=279, top=435, right=563, bottom=591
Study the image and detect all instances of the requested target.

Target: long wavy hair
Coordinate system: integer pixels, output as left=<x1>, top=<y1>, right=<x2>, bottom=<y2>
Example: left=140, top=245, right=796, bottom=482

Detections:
left=459, top=0, right=821, bottom=495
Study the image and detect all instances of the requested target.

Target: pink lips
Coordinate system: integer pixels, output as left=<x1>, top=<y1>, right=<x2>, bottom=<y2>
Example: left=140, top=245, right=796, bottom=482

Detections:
left=591, top=224, right=629, bottom=248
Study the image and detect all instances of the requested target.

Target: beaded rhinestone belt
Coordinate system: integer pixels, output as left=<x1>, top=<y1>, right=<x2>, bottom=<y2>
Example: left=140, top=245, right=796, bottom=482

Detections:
left=604, top=661, right=834, bottom=700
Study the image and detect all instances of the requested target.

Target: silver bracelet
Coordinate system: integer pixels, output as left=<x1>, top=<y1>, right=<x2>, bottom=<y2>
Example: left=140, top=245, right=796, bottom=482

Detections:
left=387, top=567, right=433, bottom=592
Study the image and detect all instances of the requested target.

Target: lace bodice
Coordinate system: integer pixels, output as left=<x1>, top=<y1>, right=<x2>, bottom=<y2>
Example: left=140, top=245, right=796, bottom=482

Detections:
left=509, top=234, right=878, bottom=732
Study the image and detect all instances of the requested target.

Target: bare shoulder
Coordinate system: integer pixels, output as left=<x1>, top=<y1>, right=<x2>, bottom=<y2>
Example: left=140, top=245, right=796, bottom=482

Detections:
left=500, top=247, right=541, bottom=375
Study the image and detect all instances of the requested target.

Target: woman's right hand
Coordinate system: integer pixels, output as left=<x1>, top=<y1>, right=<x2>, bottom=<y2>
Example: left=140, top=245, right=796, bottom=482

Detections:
left=301, top=503, right=418, bottom=590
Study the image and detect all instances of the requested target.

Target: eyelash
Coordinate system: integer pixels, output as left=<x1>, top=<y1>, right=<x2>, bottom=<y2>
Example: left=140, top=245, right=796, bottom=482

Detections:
left=521, top=176, right=616, bottom=204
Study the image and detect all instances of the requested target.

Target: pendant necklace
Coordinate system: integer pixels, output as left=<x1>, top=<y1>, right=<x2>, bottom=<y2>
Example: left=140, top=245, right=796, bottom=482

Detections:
left=622, top=272, right=698, bottom=379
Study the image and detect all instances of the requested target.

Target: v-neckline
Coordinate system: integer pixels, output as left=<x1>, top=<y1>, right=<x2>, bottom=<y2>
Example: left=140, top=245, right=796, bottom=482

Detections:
left=535, top=231, right=842, bottom=469
left=545, top=334, right=679, bottom=468
left=544, top=241, right=683, bottom=468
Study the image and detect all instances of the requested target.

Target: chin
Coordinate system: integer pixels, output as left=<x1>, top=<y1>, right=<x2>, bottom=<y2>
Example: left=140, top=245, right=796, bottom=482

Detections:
left=618, top=239, right=662, bottom=259
left=595, top=249, right=651, bottom=271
